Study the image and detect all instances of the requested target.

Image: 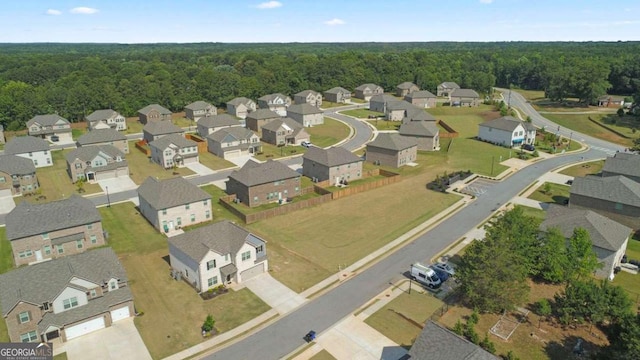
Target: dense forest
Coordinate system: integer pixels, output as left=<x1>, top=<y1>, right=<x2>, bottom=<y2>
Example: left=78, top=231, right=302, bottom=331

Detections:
left=1, top=42, right=639, bottom=131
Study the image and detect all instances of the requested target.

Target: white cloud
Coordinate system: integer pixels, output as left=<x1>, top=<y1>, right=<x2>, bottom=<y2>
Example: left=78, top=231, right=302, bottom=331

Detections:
left=480, top=0, right=494, bottom=3
left=324, top=18, right=345, bottom=26
left=256, top=1, right=282, bottom=9
left=70, top=7, right=99, bottom=14
left=46, top=9, right=62, bottom=15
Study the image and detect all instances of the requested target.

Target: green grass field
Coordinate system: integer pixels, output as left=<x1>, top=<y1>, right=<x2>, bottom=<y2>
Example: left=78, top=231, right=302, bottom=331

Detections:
left=0, top=228, right=13, bottom=275
left=528, top=182, right=571, bottom=205
left=197, top=151, right=236, bottom=171
left=340, top=109, right=383, bottom=118
left=560, top=160, right=604, bottom=177
left=126, top=141, right=194, bottom=184
left=367, top=120, right=400, bottom=131
left=613, top=240, right=640, bottom=303
left=308, top=117, right=351, bottom=148
left=544, top=113, right=635, bottom=148
left=30, top=150, right=102, bottom=202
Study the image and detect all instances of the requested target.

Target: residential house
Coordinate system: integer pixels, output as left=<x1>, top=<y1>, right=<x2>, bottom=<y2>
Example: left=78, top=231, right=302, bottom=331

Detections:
left=405, top=90, right=437, bottom=108
left=402, top=109, right=437, bottom=123
left=597, top=95, right=626, bottom=108
left=294, top=90, right=323, bottom=107
left=5, top=195, right=106, bottom=266
left=85, top=109, right=126, bottom=131
left=396, top=82, right=419, bottom=97
left=450, top=88, right=480, bottom=107
left=366, top=133, right=418, bottom=168
left=261, top=117, right=310, bottom=146
left=184, top=101, right=217, bottom=122
left=369, top=95, right=419, bottom=121
left=168, top=220, right=268, bottom=292
left=245, top=109, right=281, bottom=135
left=137, top=104, right=172, bottom=124
left=0, top=155, right=39, bottom=195
left=66, top=145, right=128, bottom=183
left=399, top=121, right=440, bottom=151
left=142, top=120, right=184, bottom=143
left=302, top=146, right=363, bottom=185
left=207, top=127, right=261, bottom=160
left=324, top=87, right=351, bottom=103
left=76, top=128, right=129, bottom=154
left=477, top=116, right=536, bottom=147
left=287, top=103, right=324, bottom=127
left=437, top=82, right=460, bottom=97
left=226, top=160, right=301, bottom=207
left=0, top=248, right=134, bottom=343
left=4, top=136, right=53, bottom=168
left=137, top=176, right=212, bottom=233
left=602, top=152, right=640, bottom=183
left=369, top=94, right=400, bottom=113
left=149, top=134, right=199, bottom=169
left=226, top=97, right=256, bottom=119
left=540, top=204, right=631, bottom=280
left=196, top=114, right=242, bottom=138
left=569, top=175, right=640, bottom=230
left=257, top=93, right=292, bottom=116
left=27, top=114, right=72, bottom=143
left=408, top=321, right=499, bottom=360
left=354, top=83, right=384, bottom=101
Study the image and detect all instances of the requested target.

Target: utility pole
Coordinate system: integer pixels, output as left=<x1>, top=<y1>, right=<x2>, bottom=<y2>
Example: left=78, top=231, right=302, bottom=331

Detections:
left=106, top=186, right=111, bottom=208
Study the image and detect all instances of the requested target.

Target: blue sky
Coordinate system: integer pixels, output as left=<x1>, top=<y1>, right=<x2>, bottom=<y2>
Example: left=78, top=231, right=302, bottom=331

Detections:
left=0, top=0, right=638, bottom=43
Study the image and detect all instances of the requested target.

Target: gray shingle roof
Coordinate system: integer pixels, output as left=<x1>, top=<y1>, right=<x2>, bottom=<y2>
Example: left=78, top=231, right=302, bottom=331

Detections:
left=324, top=87, right=350, bottom=95
left=185, top=100, right=214, bottom=111
left=4, top=136, right=50, bottom=154
left=397, top=82, right=417, bottom=90
left=540, top=204, right=631, bottom=252
left=207, top=127, right=256, bottom=143
left=261, top=117, right=302, bottom=132
left=367, top=133, right=417, bottom=151
left=303, top=146, right=362, bottom=167
left=355, top=83, right=381, bottom=91
left=399, top=121, right=439, bottom=137
left=137, top=176, right=211, bottom=210
left=77, top=128, right=126, bottom=145
left=226, top=97, right=254, bottom=106
left=403, top=110, right=436, bottom=122
left=295, top=90, right=319, bottom=97
left=479, top=116, right=526, bottom=132
left=142, top=121, right=183, bottom=136
left=6, top=195, right=101, bottom=240
left=439, top=82, right=460, bottom=89
left=86, top=109, right=120, bottom=122
left=148, top=133, right=197, bottom=150
left=370, top=94, right=399, bottom=104
left=66, top=145, right=126, bottom=164
left=287, top=103, right=323, bottom=115
left=258, top=93, right=289, bottom=102
left=386, top=100, right=417, bottom=112
left=198, top=114, right=241, bottom=129
left=405, top=90, right=436, bottom=99
left=602, top=153, right=640, bottom=179
left=168, top=220, right=264, bottom=262
left=0, top=155, right=36, bottom=175
left=27, top=114, right=70, bottom=127
left=571, top=175, right=640, bottom=208
left=451, top=88, right=480, bottom=98
left=138, top=104, right=171, bottom=115
left=246, top=109, right=280, bottom=120
left=409, top=321, right=499, bottom=360
left=228, top=160, right=300, bottom=187
left=0, top=248, right=129, bottom=317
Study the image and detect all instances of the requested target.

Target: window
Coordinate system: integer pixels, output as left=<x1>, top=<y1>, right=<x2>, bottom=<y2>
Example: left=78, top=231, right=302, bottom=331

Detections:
left=185, top=203, right=190, bottom=210
left=56, top=245, right=64, bottom=254
left=90, top=289, right=97, bottom=298
left=42, top=233, right=49, bottom=240
left=63, top=297, right=79, bottom=310
left=28, top=152, right=33, bottom=157
left=34, top=160, right=38, bottom=166
left=177, top=217, right=182, bottom=226
left=191, top=214, right=196, bottom=222
left=615, top=203, right=624, bottom=211
left=205, top=210, right=211, bottom=219
left=43, top=245, right=51, bottom=255
left=90, top=235, right=97, bottom=244
left=203, top=199, right=208, bottom=206
left=0, top=177, right=4, bottom=183
left=224, top=254, right=229, bottom=262
left=46, top=158, right=51, bottom=164
left=18, top=250, right=33, bottom=258
left=18, top=311, right=30, bottom=324
left=256, top=245, right=264, bottom=253
left=241, top=251, right=251, bottom=261
left=162, top=209, right=167, bottom=215
left=207, top=276, right=218, bottom=287
left=109, top=280, right=118, bottom=290
left=87, top=224, right=93, bottom=230
left=76, top=240, right=83, bottom=249
left=20, top=331, right=37, bottom=343
left=207, top=259, right=216, bottom=270
left=253, top=196, right=258, bottom=202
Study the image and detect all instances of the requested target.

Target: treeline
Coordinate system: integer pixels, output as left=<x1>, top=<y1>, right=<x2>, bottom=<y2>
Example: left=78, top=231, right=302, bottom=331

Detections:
left=0, top=42, right=639, bottom=131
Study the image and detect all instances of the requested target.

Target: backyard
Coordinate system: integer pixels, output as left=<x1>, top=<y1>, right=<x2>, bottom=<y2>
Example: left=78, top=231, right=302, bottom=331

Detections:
left=0, top=228, right=13, bottom=274
left=613, top=238, right=640, bottom=305
left=126, top=140, right=194, bottom=184
left=528, top=182, right=571, bottom=205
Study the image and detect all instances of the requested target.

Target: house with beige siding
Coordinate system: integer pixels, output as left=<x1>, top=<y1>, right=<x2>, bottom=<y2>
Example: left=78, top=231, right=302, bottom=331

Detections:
left=226, top=97, right=256, bottom=119
left=261, top=117, right=310, bottom=146
left=258, top=93, right=292, bottom=116
left=207, top=127, right=261, bottom=160
left=354, top=83, right=384, bottom=101
left=366, top=133, right=418, bottom=168
left=196, top=114, right=242, bottom=138
left=294, top=90, right=322, bottom=107
left=76, top=128, right=129, bottom=154
left=27, top=114, right=72, bottom=143
left=6, top=195, right=106, bottom=266
left=149, top=134, right=199, bottom=169
left=184, top=100, right=217, bottom=122
left=245, top=109, right=281, bottom=135
left=287, top=103, right=324, bottom=127
left=437, top=82, right=460, bottom=97
left=143, top=121, right=184, bottom=143
left=324, top=87, right=351, bottom=103
left=0, top=248, right=134, bottom=344
left=137, top=176, right=212, bottom=234
left=405, top=90, right=437, bottom=108
left=450, top=89, right=480, bottom=107
left=168, top=220, right=268, bottom=292
left=85, top=109, right=126, bottom=131
left=302, top=146, right=363, bottom=185
left=601, top=153, right=640, bottom=183
left=396, top=82, right=419, bottom=97
left=226, top=160, right=301, bottom=208
left=399, top=121, right=440, bottom=151
left=0, top=155, right=39, bottom=195
left=66, top=145, right=128, bottom=183
left=4, top=136, right=53, bottom=168
left=137, top=104, right=172, bottom=124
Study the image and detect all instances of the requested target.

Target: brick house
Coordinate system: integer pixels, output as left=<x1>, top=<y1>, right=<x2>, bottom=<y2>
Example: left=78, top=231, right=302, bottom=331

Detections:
left=226, top=97, right=256, bottom=119
left=27, top=114, right=72, bottom=143
left=404, top=90, right=437, bottom=108
left=437, top=82, right=460, bottom=97
left=354, top=83, right=384, bottom=101
left=245, top=109, right=281, bottom=135
left=184, top=100, right=217, bottom=122
left=226, top=160, right=301, bottom=207
left=137, top=104, right=172, bottom=124
left=85, top=109, right=126, bottom=131
left=76, top=128, right=129, bottom=154
left=206, top=127, right=261, bottom=160
left=287, top=103, right=324, bottom=127
left=196, top=114, right=242, bottom=138
left=324, top=87, right=351, bottom=103
left=399, top=121, right=440, bottom=151
left=366, top=133, right=418, bottom=168
left=66, top=145, right=128, bottom=183
left=294, top=90, right=322, bottom=107
left=0, top=155, right=39, bottom=195
left=261, top=117, right=310, bottom=146
left=449, top=89, right=480, bottom=107
left=396, top=82, right=419, bottom=97
left=302, top=146, right=363, bottom=185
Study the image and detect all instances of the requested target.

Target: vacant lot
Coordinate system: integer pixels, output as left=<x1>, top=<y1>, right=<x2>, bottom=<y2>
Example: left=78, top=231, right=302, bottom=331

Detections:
left=308, top=117, right=351, bottom=148
left=100, top=203, right=270, bottom=359
left=560, top=160, right=604, bottom=177
left=544, top=113, right=634, bottom=148
left=31, top=149, right=102, bottom=202
left=127, top=141, right=194, bottom=184
left=528, top=182, right=570, bottom=205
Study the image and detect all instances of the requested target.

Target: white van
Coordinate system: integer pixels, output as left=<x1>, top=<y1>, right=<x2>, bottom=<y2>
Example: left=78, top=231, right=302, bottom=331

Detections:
left=410, top=262, right=442, bottom=289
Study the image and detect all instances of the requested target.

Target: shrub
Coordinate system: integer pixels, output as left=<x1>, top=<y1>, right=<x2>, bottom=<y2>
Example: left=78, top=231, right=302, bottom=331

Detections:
left=202, top=314, right=215, bottom=332
left=453, top=320, right=464, bottom=336
left=617, top=108, right=625, bottom=117
left=469, top=309, right=480, bottom=325
left=534, top=299, right=552, bottom=317
left=480, top=335, right=496, bottom=354
left=465, top=322, right=479, bottom=344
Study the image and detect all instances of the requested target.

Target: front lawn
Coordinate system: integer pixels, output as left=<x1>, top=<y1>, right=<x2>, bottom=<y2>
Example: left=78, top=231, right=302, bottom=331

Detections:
left=517, top=205, right=547, bottom=220
left=560, top=160, right=604, bottom=177
left=126, top=141, right=194, bottom=184
left=307, top=117, right=351, bottom=148
left=32, top=150, right=102, bottom=202
left=339, top=109, right=383, bottom=119
left=254, top=143, right=305, bottom=161
left=528, top=182, right=571, bottom=205
left=197, top=152, right=236, bottom=171
left=367, top=120, right=400, bottom=131
left=0, top=228, right=13, bottom=275
left=319, top=101, right=346, bottom=109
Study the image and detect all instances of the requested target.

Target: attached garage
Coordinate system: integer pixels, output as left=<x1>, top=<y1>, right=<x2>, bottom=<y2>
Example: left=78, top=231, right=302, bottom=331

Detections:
left=65, top=317, right=105, bottom=340
left=95, top=169, right=116, bottom=181
left=110, top=306, right=131, bottom=322
left=224, top=149, right=241, bottom=159
left=241, top=263, right=265, bottom=281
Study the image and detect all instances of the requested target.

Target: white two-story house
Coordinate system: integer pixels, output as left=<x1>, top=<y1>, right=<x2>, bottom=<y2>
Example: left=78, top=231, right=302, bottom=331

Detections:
left=4, top=136, right=53, bottom=168
left=477, top=116, right=536, bottom=147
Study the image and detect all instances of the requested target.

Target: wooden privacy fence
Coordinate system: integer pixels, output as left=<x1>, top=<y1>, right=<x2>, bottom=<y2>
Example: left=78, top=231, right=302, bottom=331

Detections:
left=185, top=133, right=208, bottom=153
left=330, top=169, right=401, bottom=200
left=135, top=140, right=150, bottom=156
left=438, top=119, right=459, bottom=138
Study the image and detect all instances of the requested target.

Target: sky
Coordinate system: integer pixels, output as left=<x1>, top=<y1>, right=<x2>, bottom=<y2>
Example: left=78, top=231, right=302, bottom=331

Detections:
left=0, top=0, right=638, bottom=43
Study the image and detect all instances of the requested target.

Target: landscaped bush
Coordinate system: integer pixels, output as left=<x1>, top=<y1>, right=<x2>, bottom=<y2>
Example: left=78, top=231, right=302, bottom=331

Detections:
left=200, top=285, right=228, bottom=300
left=427, top=170, right=473, bottom=192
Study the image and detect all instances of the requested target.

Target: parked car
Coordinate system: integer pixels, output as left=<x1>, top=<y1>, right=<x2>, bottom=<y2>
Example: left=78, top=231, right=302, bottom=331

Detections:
left=566, top=179, right=574, bottom=185
left=51, top=135, right=60, bottom=142
left=301, top=141, right=312, bottom=148
left=432, top=262, right=455, bottom=276
left=522, top=144, right=535, bottom=151
left=410, top=262, right=442, bottom=289
left=304, top=330, right=316, bottom=342
left=430, top=265, right=450, bottom=282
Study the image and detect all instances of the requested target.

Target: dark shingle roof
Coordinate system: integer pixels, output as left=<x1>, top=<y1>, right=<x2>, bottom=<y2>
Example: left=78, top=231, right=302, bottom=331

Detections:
left=246, top=109, right=280, bottom=120
left=571, top=175, right=640, bottom=208
left=0, top=155, right=36, bottom=175
left=451, top=88, right=480, bottom=98
left=86, top=109, right=120, bottom=122
left=324, top=87, right=350, bottom=95
left=399, top=121, right=439, bottom=137
left=226, top=97, right=254, bottom=106
left=261, top=117, right=302, bottom=132
left=287, top=103, right=323, bottom=115
left=397, top=82, right=417, bottom=90
left=77, top=128, right=126, bottom=145
left=405, top=90, right=436, bottom=99
left=479, top=116, right=526, bottom=132
left=207, top=127, right=256, bottom=143
left=0, top=248, right=129, bottom=317
left=602, top=153, right=640, bottom=179
left=198, top=114, right=240, bottom=129
left=66, top=145, right=125, bottom=164
left=148, top=133, right=197, bottom=150
left=185, top=100, right=214, bottom=111
left=303, top=146, right=362, bottom=167
left=5, top=136, right=50, bottom=154
left=409, top=321, right=499, bottom=360
left=367, top=133, right=417, bottom=151
left=27, top=114, right=70, bottom=127
left=138, top=104, right=171, bottom=115
left=138, top=176, right=210, bottom=210
left=6, top=195, right=101, bottom=240
left=540, top=204, right=631, bottom=252
left=228, top=160, right=300, bottom=187
left=142, top=121, right=183, bottom=136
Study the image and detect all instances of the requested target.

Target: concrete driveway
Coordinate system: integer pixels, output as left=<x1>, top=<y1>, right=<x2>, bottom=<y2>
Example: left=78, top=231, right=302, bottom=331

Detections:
left=0, top=189, right=16, bottom=214
left=98, top=176, right=138, bottom=193
left=186, top=162, right=215, bottom=175
left=227, top=154, right=255, bottom=167
left=56, top=317, right=151, bottom=360
left=242, top=273, right=307, bottom=314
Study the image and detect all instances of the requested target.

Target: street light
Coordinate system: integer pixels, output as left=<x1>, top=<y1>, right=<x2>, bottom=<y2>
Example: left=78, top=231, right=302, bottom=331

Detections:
left=106, top=186, right=111, bottom=208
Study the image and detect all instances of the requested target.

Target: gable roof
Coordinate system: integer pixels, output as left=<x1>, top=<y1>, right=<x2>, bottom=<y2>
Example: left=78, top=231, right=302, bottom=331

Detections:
left=399, top=121, right=439, bottom=137
left=0, top=248, right=128, bottom=317
left=246, top=109, right=281, bottom=120
left=198, top=114, right=241, bottom=129
left=387, top=100, right=417, bottom=112
left=185, top=100, right=214, bottom=111
left=168, top=220, right=264, bottom=262
left=287, top=103, right=323, bottom=115
left=261, top=117, right=303, bottom=132
left=403, top=110, right=436, bottom=122
left=598, top=95, right=625, bottom=102
left=86, top=109, right=120, bottom=122
left=571, top=175, right=640, bottom=208
left=138, top=104, right=171, bottom=115
left=4, top=136, right=50, bottom=154
left=479, top=116, right=526, bottom=132
left=27, top=114, right=70, bottom=127
left=207, top=127, right=257, bottom=143
left=226, top=97, right=254, bottom=106
left=0, top=155, right=36, bottom=175
left=451, top=88, right=480, bottom=98
left=295, top=90, right=319, bottom=97
left=142, top=121, right=183, bottom=136
left=228, top=160, right=300, bottom=187
left=540, top=204, right=631, bottom=252
left=6, top=195, right=101, bottom=240
left=77, top=128, right=126, bottom=145
left=137, top=176, right=211, bottom=210
left=409, top=321, right=499, bottom=360
left=303, top=146, right=362, bottom=167
left=355, top=83, right=381, bottom=91
left=439, top=82, right=461, bottom=89
left=258, top=93, right=289, bottom=102
left=397, top=82, right=417, bottom=90
left=370, top=94, right=399, bottom=104
left=405, top=90, right=436, bottom=99
left=66, top=145, right=125, bottom=164
left=324, top=87, right=350, bottom=95
left=149, top=133, right=197, bottom=150
left=602, top=153, right=640, bottom=179
left=367, top=133, right=418, bottom=151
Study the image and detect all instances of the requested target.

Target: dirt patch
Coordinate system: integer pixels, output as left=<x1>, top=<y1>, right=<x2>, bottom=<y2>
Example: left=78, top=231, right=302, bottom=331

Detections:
left=480, top=110, right=502, bottom=121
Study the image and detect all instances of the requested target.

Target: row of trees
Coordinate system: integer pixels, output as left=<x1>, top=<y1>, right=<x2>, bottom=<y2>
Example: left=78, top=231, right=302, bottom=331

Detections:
left=0, top=42, right=639, bottom=131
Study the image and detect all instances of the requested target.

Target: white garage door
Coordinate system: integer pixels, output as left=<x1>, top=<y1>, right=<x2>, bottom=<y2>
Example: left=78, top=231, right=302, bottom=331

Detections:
left=65, top=317, right=105, bottom=340
left=96, top=170, right=116, bottom=180
left=110, top=306, right=130, bottom=322
left=224, top=150, right=241, bottom=159
left=241, top=263, right=265, bottom=281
